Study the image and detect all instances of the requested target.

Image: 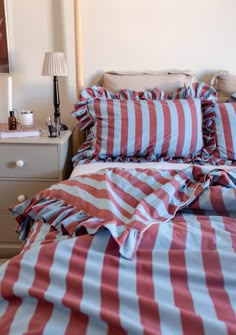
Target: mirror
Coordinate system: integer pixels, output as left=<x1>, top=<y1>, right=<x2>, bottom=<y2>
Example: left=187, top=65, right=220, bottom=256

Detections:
left=0, top=0, right=10, bottom=73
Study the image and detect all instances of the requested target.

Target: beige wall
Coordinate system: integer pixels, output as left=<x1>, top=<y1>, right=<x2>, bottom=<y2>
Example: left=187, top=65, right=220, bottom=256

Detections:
left=1, top=0, right=236, bottom=126
left=79, top=0, right=236, bottom=88
left=0, top=0, right=76, bottom=127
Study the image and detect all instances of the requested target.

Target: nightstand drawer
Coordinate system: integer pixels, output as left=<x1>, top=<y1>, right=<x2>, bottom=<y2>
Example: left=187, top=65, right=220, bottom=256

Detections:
left=0, top=143, right=59, bottom=179
left=0, top=180, right=53, bottom=210
left=0, top=213, right=20, bottom=243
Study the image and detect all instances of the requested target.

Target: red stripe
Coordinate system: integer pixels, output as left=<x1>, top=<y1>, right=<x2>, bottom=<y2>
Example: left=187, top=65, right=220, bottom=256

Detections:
left=136, top=248, right=161, bottom=334
left=161, top=102, right=171, bottom=156
left=209, top=186, right=227, bottom=214
left=148, top=101, right=157, bottom=154
left=169, top=218, right=205, bottom=335
left=100, top=237, right=126, bottom=335
left=106, top=100, right=115, bottom=155
left=23, top=219, right=44, bottom=251
left=134, top=101, right=143, bottom=155
left=93, top=100, right=103, bottom=154
left=120, top=101, right=129, bottom=156
left=139, top=187, right=174, bottom=222
left=63, top=236, right=93, bottom=334
left=199, top=215, right=236, bottom=334
left=26, top=243, right=58, bottom=332
left=189, top=100, right=199, bottom=153
left=175, top=100, right=185, bottom=156
left=202, top=250, right=236, bottom=334
left=222, top=216, right=236, bottom=252
left=0, top=253, right=24, bottom=333
left=138, top=223, right=159, bottom=250
left=197, top=215, right=217, bottom=250
left=218, top=103, right=235, bottom=157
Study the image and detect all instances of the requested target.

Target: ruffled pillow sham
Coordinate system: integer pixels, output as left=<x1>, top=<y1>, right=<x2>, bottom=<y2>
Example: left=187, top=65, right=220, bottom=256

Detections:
left=213, top=102, right=236, bottom=160
left=72, top=82, right=217, bottom=163
left=82, top=98, right=203, bottom=160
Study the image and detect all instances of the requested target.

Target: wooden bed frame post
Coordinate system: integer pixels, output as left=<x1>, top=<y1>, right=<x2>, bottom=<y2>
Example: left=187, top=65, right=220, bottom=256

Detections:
left=74, top=0, right=84, bottom=98
left=74, top=0, right=87, bottom=146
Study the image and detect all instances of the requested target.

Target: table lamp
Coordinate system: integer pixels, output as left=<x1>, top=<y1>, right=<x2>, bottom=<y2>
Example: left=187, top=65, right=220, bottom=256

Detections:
left=41, top=52, right=68, bottom=130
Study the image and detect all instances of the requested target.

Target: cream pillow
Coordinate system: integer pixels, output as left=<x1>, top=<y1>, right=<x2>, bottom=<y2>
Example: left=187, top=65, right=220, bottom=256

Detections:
left=102, top=70, right=194, bottom=93
left=211, top=71, right=236, bottom=102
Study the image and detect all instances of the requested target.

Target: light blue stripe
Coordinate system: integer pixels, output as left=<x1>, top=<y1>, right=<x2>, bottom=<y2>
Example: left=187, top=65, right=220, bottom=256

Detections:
left=215, top=104, right=227, bottom=159
left=0, top=262, right=9, bottom=318
left=153, top=220, right=174, bottom=250
left=118, top=257, right=143, bottom=335
left=127, top=101, right=136, bottom=155
left=139, top=192, right=170, bottom=221
left=168, top=102, right=178, bottom=156
left=181, top=99, right=192, bottom=156
left=141, top=101, right=150, bottom=155
left=80, top=232, right=110, bottom=335
left=194, top=99, right=203, bottom=152
left=113, top=100, right=122, bottom=156
left=153, top=101, right=164, bottom=155
left=100, top=99, right=109, bottom=156
left=152, top=252, right=183, bottom=335
left=210, top=216, right=236, bottom=315
left=43, top=239, right=77, bottom=334
left=182, top=213, right=227, bottom=335
left=210, top=216, right=234, bottom=251
left=127, top=168, right=170, bottom=189
left=221, top=187, right=236, bottom=212
left=110, top=171, right=148, bottom=201
left=9, top=247, right=42, bottom=335
left=217, top=251, right=236, bottom=315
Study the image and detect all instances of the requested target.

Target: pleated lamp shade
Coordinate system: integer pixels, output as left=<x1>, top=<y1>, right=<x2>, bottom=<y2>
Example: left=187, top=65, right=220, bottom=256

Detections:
left=41, top=52, right=68, bottom=77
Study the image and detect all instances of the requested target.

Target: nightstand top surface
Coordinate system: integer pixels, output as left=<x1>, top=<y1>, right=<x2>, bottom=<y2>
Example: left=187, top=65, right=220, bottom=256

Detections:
left=0, top=129, right=72, bottom=144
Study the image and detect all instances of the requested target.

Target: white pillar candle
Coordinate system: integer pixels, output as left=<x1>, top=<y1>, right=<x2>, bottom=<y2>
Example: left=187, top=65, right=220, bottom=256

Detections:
left=8, top=76, right=12, bottom=112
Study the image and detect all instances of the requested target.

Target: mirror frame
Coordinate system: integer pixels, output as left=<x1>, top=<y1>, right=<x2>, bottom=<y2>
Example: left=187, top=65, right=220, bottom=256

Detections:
left=0, top=0, right=10, bottom=73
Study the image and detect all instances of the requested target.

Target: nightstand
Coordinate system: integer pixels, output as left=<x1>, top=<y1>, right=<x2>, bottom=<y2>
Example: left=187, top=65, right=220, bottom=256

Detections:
left=0, top=130, right=73, bottom=258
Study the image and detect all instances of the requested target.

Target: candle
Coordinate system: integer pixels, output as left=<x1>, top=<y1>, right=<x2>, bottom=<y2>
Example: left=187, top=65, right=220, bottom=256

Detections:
left=8, top=76, right=12, bottom=112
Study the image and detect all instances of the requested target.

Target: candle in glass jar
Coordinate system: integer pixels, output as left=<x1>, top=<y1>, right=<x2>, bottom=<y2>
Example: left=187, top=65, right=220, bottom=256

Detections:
left=8, top=76, right=12, bottom=112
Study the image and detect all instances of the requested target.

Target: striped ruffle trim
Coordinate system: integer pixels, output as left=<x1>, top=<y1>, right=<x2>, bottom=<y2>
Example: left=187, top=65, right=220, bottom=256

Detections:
left=10, top=195, right=145, bottom=259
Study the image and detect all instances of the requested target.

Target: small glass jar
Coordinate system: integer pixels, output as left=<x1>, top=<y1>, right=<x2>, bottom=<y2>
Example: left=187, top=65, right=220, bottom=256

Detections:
left=20, top=110, right=34, bottom=127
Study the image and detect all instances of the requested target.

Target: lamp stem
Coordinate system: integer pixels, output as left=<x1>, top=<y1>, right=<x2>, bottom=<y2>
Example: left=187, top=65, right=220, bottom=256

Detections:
left=53, top=75, right=60, bottom=119
left=52, top=75, right=68, bottom=130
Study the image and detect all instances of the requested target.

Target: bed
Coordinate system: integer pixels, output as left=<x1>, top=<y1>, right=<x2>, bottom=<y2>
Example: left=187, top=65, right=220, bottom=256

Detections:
left=1, top=71, right=236, bottom=335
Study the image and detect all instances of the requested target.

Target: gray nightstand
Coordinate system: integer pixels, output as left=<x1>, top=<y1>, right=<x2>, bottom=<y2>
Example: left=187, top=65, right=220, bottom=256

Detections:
left=0, top=130, right=73, bottom=258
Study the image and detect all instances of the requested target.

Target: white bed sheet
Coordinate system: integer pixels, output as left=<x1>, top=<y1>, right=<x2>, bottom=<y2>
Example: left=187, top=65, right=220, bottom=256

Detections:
left=70, top=162, right=236, bottom=178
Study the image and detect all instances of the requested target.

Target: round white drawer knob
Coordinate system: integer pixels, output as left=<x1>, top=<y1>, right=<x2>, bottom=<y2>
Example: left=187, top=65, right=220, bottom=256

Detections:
left=16, top=160, right=24, bottom=167
left=18, top=194, right=26, bottom=202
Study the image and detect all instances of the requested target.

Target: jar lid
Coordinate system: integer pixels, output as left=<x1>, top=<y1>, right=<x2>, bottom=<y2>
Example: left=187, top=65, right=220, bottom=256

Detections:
left=21, top=110, right=33, bottom=114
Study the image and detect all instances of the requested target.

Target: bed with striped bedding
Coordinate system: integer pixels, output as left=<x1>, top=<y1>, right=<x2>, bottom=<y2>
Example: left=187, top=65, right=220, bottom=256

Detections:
left=0, top=165, right=236, bottom=335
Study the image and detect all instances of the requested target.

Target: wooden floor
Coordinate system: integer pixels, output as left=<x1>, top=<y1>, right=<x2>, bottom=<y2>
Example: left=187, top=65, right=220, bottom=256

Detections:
left=0, top=259, right=8, bottom=266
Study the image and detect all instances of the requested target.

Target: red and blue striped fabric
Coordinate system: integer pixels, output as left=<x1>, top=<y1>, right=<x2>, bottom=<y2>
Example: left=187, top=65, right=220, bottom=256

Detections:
left=85, top=98, right=203, bottom=160
left=10, top=166, right=236, bottom=258
left=214, top=102, right=236, bottom=160
left=1, top=166, right=236, bottom=334
left=72, top=86, right=167, bottom=131
left=172, top=82, right=218, bottom=158
left=72, top=82, right=218, bottom=165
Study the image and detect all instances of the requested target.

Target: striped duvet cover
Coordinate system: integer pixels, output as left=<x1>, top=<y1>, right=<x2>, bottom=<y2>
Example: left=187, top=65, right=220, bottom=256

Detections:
left=0, top=166, right=236, bottom=335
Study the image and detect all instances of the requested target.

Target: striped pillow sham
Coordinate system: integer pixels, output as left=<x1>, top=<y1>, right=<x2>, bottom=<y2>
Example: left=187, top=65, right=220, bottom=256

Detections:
left=72, top=86, right=167, bottom=130
left=214, top=102, right=236, bottom=159
left=86, top=98, right=203, bottom=159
